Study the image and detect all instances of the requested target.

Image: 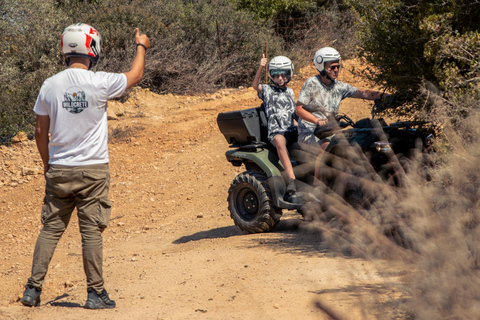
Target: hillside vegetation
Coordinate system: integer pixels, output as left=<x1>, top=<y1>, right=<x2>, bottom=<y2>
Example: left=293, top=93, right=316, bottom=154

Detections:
left=3, top=0, right=477, bottom=142
left=0, top=0, right=354, bottom=141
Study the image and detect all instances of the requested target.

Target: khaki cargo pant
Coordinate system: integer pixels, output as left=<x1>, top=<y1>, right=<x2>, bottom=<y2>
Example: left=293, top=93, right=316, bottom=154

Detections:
left=27, top=164, right=112, bottom=294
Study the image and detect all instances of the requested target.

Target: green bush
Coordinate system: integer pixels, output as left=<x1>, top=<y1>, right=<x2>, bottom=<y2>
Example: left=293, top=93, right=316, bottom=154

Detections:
left=233, top=0, right=358, bottom=64
left=233, top=0, right=321, bottom=20
left=346, top=0, right=480, bottom=122
left=233, top=0, right=348, bottom=21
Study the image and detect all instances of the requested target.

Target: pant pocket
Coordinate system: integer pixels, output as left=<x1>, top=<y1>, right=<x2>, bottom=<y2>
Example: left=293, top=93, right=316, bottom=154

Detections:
left=45, top=171, right=65, bottom=184
left=98, top=198, right=112, bottom=229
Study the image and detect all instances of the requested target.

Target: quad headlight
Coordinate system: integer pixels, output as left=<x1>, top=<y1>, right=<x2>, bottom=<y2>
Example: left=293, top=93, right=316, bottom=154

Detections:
left=374, top=142, right=392, bottom=153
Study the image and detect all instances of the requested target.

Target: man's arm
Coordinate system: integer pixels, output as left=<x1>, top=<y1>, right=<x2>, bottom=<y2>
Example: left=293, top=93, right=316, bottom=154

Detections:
left=124, top=28, right=151, bottom=90
left=295, top=102, right=328, bottom=126
left=351, top=89, right=387, bottom=100
left=35, top=115, right=50, bottom=175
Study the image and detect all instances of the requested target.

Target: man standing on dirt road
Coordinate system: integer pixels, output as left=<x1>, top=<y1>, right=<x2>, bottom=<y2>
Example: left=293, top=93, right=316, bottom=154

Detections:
left=20, top=23, right=150, bottom=309
left=295, top=47, right=388, bottom=183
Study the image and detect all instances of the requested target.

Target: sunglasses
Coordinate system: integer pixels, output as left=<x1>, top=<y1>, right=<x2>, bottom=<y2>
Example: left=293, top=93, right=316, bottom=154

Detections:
left=326, top=65, right=340, bottom=71
left=270, top=70, right=291, bottom=78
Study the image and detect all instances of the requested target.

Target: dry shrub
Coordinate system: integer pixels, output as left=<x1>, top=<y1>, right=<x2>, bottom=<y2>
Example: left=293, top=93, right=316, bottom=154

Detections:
left=301, top=89, right=480, bottom=318
left=401, top=90, right=480, bottom=319
left=1, top=0, right=358, bottom=141
left=1, top=0, right=285, bottom=140
left=91, top=0, right=283, bottom=95
left=283, top=9, right=359, bottom=69
left=0, top=0, right=67, bottom=142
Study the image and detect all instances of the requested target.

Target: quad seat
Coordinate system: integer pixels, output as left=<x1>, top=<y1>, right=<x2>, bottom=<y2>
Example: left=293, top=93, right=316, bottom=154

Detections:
left=217, top=105, right=318, bottom=180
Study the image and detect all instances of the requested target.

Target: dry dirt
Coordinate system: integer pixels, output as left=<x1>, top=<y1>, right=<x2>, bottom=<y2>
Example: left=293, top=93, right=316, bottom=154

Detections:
left=0, top=61, right=410, bottom=320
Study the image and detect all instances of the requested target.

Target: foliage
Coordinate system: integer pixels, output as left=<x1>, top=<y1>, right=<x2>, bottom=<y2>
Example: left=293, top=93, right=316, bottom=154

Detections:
left=232, top=0, right=346, bottom=20
left=233, top=0, right=355, bottom=54
left=0, top=0, right=67, bottom=141
left=286, top=8, right=358, bottom=67
left=1, top=0, right=356, bottom=142
left=346, top=0, right=480, bottom=121
left=50, top=0, right=283, bottom=93
left=0, top=0, right=281, bottom=141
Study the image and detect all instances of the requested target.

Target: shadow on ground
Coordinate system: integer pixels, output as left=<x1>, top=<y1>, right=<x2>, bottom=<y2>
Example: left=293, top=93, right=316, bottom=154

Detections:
left=172, top=216, right=332, bottom=257
left=172, top=216, right=305, bottom=245
left=172, top=226, right=243, bottom=244
left=46, top=293, right=83, bottom=308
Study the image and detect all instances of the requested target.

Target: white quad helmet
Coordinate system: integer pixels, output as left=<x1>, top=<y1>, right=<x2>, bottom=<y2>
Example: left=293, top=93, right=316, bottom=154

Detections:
left=61, top=23, right=102, bottom=69
left=268, top=56, right=294, bottom=83
left=313, top=47, right=341, bottom=72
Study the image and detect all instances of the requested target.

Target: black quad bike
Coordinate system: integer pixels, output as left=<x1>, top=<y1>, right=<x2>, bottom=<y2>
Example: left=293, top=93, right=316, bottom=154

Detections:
left=216, top=98, right=434, bottom=235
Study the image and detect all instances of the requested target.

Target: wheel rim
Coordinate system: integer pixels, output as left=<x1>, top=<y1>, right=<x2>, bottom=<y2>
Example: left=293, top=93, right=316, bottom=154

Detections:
left=235, top=187, right=259, bottom=221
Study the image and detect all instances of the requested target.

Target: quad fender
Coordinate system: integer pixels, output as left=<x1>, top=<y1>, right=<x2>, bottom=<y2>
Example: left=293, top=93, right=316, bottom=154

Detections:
left=225, top=148, right=283, bottom=177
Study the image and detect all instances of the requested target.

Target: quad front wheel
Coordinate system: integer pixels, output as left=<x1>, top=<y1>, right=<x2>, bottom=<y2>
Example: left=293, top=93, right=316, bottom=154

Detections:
left=227, top=170, right=281, bottom=233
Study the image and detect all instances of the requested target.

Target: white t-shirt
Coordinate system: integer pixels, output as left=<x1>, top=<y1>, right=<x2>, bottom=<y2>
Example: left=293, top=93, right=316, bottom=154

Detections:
left=297, top=75, right=357, bottom=138
left=34, top=68, right=127, bottom=165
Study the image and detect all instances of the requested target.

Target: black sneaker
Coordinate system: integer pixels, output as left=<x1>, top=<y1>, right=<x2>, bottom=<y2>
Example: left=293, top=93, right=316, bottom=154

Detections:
left=286, top=179, right=297, bottom=194
left=84, top=289, right=116, bottom=309
left=21, top=284, right=41, bottom=307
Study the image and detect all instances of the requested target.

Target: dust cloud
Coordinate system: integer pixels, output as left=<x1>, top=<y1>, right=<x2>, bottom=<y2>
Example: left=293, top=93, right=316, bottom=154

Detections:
left=301, top=103, right=480, bottom=319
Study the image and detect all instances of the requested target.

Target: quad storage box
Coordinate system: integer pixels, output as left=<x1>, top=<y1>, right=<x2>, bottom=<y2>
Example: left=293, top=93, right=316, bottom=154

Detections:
left=217, top=108, right=264, bottom=145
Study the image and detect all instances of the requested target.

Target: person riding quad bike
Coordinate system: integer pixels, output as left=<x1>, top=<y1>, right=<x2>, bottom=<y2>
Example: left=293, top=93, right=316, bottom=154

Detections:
left=216, top=48, right=432, bottom=236
left=296, top=47, right=390, bottom=185
left=252, top=54, right=297, bottom=194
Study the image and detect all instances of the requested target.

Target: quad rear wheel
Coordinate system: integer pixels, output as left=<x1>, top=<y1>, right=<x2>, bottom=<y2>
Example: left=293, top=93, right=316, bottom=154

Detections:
left=228, top=170, right=281, bottom=233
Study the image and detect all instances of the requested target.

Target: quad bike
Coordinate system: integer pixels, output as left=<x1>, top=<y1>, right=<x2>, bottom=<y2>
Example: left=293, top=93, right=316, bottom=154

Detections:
left=216, top=97, right=434, bottom=235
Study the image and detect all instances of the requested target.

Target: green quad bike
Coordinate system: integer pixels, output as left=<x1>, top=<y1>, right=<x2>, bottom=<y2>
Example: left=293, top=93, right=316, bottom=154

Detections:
left=216, top=98, right=434, bottom=234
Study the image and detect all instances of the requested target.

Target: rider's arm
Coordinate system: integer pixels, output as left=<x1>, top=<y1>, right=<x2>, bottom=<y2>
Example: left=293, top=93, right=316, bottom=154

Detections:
left=351, top=89, right=387, bottom=100
left=252, top=65, right=263, bottom=94
left=295, top=102, right=328, bottom=126
left=252, top=54, right=268, bottom=94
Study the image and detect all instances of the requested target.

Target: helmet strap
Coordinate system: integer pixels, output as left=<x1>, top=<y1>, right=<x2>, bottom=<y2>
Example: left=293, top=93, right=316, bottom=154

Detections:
left=320, top=69, right=334, bottom=82
left=272, top=80, right=287, bottom=87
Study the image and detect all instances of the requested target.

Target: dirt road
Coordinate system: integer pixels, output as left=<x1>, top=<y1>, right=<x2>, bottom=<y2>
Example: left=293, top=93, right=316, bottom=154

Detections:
left=0, top=62, right=410, bottom=319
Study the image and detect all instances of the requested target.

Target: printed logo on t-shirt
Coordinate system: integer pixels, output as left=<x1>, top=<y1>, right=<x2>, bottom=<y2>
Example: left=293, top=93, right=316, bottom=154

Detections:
left=62, top=87, right=88, bottom=114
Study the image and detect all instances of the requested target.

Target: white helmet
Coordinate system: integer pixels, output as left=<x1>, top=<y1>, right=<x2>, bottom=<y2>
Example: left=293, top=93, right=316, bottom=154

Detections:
left=313, top=47, right=341, bottom=72
left=61, top=23, right=102, bottom=69
left=268, top=56, right=294, bottom=83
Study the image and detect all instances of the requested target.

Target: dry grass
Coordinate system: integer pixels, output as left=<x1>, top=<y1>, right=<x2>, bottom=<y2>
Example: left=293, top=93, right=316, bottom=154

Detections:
left=300, top=93, right=480, bottom=319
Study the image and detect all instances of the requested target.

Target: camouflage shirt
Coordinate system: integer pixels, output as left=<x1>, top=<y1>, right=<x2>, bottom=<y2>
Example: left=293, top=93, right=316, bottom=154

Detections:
left=297, top=75, right=357, bottom=139
left=259, top=84, right=296, bottom=142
